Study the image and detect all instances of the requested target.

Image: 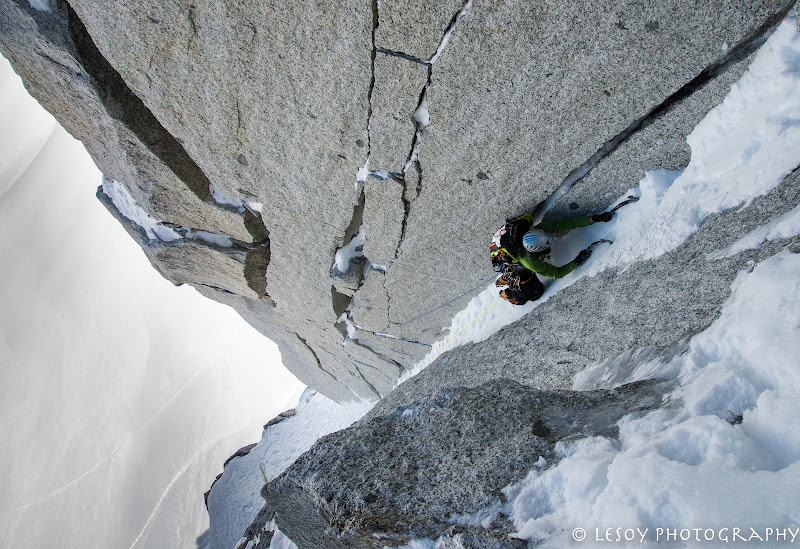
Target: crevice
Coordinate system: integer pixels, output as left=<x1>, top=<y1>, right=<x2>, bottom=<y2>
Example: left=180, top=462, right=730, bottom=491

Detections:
left=296, top=334, right=351, bottom=393
left=353, top=326, right=431, bottom=348
left=532, top=4, right=794, bottom=224
left=332, top=287, right=351, bottom=319
left=376, top=47, right=429, bottom=65
left=165, top=225, right=268, bottom=253
left=193, top=283, right=239, bottom=297
left=352, top=363, right=382, bottom=400
left=342, top=188, right=366, bottom=246
left=244, top=243, right=271, bottom=299
left=394, top=188, right=412, bottom=261
left=243, top=209, right=270, bottom=242
left=367, top=0, right=379, bottom=156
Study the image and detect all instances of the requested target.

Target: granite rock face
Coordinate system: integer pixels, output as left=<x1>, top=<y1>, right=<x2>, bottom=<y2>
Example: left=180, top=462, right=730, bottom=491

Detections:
left=244, top=378, right=665, bottom=548
left=235, top=166, right=800, bottom=549
left=1, top=0, right=795, bottom=404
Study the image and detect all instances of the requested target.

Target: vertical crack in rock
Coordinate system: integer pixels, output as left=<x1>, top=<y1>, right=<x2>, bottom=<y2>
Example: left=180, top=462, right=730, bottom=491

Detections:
left=296, top=334, right=354, bottom=398
left=367, top=0, right=379, bottom=156
left=387, top=0, right=472, bottom=256
left=352, top=363, right=382, bottom=400
left=394, top=76, right=432, bottom=260
left=375, top=0, right=473, bottom=65
left=532, top=4, right=794, bottom=224
left=349, top=0, right=474, bottom=375
left=394, top=190, right=412, bottom=261
left=403, top=82, right=430, bottom=184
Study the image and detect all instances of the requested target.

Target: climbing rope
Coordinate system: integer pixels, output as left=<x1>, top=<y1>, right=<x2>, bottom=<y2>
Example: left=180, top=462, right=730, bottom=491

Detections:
left=430, top=295, right=502, bottom=363
left=399, top=275, right=497, bottom=328
left=399, top=274, right=498, bottom=368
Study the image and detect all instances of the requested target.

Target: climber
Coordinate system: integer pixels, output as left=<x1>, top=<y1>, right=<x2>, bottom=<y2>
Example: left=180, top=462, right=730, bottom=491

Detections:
left=490, top=211, right=613, bottom=305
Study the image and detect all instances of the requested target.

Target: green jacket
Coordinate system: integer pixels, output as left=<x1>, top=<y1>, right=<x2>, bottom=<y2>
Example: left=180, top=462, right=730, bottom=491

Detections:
left=514, top=215, right=593, bottom=279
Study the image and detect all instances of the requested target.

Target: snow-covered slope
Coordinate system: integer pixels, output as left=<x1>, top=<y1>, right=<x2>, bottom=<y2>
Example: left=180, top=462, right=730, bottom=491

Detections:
left=505, top=249, right=800, bottom=546
left=0, top=55, right=304, bottom=549
left=206, top=391, right=374, bottom=549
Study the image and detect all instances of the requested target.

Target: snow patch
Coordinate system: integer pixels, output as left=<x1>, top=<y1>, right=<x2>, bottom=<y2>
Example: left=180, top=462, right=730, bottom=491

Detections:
left=208, top=183, right=263, bottom=214
left=357, top=160, right=370, bottom=184
left=334, top=225, right=366, bottom=273
left=178, top=228, right=234, bottom=248
left=338, top=313, right=358, bottom=340
left=101, top=177, right=181, bottom=242
left=27, top=0, right=50, bottom=12
left=412, top=91, right=430, bottom=128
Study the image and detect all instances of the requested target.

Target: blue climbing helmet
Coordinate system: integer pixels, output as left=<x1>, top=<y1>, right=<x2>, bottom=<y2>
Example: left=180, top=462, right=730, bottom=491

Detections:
left=522, top=229, right=552, bottom=253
